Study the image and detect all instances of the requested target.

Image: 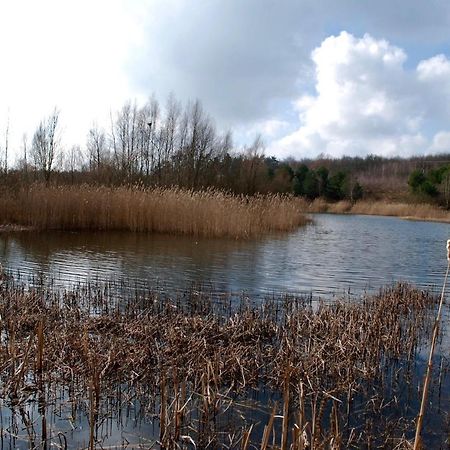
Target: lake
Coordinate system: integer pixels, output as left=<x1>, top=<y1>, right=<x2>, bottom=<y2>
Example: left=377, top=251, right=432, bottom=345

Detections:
left=0, top=213, right=449, bottom=297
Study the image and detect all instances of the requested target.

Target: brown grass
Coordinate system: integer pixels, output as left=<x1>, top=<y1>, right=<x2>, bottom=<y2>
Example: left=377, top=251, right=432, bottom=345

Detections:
left=0, top=184, right=307, bottom=238
left=0, top=275, right=442, bottom=448
left=307, top=198, right=450, bottom=223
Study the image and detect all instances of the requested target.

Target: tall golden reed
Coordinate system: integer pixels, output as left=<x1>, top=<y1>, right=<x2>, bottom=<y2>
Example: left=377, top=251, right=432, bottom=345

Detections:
left=0, top=184, right=306, bottom=238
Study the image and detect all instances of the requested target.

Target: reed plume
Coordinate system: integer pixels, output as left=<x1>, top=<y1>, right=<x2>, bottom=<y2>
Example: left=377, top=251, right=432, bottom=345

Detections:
left=0, top=184, right=307, bottom=238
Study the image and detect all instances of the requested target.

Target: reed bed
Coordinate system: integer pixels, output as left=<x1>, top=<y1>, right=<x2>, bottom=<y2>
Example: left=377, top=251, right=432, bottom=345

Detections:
left=0, top=274, right=447, bottom=449
left=307, top=198, right=450, bottom=222
left=0, top=185, right=306, bottom=239
left=351, top=200, right=450, bottom=221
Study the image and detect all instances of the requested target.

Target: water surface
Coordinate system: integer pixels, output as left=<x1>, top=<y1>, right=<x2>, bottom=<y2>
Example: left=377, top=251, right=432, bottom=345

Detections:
left=1, top=213, right=450, bottom=447
left=1, top=214, right=449, bottom=296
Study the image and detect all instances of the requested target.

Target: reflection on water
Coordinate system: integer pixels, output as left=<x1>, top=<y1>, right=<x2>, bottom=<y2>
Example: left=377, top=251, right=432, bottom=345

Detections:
left=0, top=214, right=449, bottom=296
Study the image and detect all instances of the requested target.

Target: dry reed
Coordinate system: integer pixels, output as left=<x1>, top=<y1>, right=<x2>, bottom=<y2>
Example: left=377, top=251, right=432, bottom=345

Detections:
left=0, top=274, right=446, bottom=448
left=307, top=198, right=450, bottom=223
left=413, top=257, right=450, bottom=449
left=0, top=184, right=307, bottom=238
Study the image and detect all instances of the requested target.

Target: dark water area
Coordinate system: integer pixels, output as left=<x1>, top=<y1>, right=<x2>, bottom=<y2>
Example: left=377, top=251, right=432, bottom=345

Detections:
left=1, top=214, right=449, bottom=297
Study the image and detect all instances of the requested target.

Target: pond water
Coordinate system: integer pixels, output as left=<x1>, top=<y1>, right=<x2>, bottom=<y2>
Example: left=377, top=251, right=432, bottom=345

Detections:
left=1, top=213, right=450, bottom=448
left=0, top=214, right=449, bottom=297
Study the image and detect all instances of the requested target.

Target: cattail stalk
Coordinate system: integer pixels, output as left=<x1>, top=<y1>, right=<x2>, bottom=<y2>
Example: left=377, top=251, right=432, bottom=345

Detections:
left=413, top=243, right=450, bottom=449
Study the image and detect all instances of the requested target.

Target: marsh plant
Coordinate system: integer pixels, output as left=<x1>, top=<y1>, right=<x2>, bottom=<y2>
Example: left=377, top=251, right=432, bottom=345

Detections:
left=0, top=185, right=306, bottom=238
left=0, top=274, right=448, bottom=449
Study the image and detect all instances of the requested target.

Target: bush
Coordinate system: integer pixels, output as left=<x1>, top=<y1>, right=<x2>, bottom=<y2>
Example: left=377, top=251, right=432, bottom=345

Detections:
left=408, top=169, right=438, bottom=198
left=419, top=180, right=438, bottom=197
left=408, top=169, right=426, bottom=193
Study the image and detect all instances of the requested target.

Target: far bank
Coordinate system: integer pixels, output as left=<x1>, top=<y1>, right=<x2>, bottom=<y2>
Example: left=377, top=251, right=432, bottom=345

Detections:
left=304, top=197, right=450, bottom=223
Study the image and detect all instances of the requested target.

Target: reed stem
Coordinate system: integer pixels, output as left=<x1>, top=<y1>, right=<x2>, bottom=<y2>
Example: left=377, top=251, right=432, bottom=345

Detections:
left=413, top=259, right=450, bottom=449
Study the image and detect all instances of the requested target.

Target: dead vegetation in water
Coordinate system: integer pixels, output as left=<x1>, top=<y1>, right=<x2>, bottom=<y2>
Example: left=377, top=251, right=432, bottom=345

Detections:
left=0, top=184, right=307, bottom=239
left=0, top=276, right=445, bottom=449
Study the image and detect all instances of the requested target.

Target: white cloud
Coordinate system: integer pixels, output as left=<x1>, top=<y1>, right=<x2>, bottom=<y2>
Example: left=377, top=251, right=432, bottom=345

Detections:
left=269, top=32, right=450, bottom=159
left=259, top=120, right=290, bottom=137
left=429, top=131, right=450, bottom=152
left=241, top=119, right=291, bottom=143
left=417, top=55, right=450, bottom=80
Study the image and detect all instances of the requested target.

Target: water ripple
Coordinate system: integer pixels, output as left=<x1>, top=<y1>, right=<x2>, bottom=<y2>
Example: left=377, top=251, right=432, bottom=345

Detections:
left=0, top=214, right=448, bottom=297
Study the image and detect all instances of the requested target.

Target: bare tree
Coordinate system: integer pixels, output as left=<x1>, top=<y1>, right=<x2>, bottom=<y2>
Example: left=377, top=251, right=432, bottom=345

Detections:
left=15, top=134, right=29, bottom=180
left=106, top=96, right=231, bottom=188
left=157, top=93, right=180, bottom=182
left=65, top=145, right=83, bottom=183
left=136, top=97, right=158, bottom=177
left=31, top=109, right=60, bottom=183
left=111, top=98, right=165, bottom=181
left=87, top=124, right=107, bottom=171
left=178, top=100, right=220, bottom=188
left=4, top=114, right=9, bottom=173
left=242, top=135, right=265, bottom=194
left=112, top=101, right=139, bottom=177
left=22, top=133, right=28, bottom=173
left=0, top=113, right=10, bottom=174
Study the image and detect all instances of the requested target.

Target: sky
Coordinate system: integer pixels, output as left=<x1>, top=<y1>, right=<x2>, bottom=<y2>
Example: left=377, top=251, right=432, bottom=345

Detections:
left=2, top=0, right=450, bottom=163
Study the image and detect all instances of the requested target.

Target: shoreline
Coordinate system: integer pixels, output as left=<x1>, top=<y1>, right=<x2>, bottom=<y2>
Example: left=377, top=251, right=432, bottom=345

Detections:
left=304, top=198, right=450, bottom=224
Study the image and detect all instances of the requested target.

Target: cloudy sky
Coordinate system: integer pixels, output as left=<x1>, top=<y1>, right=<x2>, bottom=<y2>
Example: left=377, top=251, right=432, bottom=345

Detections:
left=2, top=0, right=450, bottom=162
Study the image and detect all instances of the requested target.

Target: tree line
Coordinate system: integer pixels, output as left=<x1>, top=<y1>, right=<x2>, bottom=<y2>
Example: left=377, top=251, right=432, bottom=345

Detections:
left=0, top=96, right=368, bottom=202
left=4, top=92, right=450, bottom=205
